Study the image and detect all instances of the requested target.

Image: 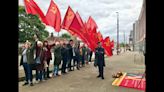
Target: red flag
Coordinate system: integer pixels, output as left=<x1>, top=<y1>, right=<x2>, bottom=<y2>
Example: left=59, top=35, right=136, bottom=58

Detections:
left=97, top=31, right=103, bottom=42
left=83, top=21, right=97, bottom=51
left=23, top=0, right=48, bottom=24
left=75, top=12, right=92, bottom=48
left=102, top=37, right=112, bottom=56
left=76, top=11, right=85, bottom=28
left=69, top=13, right=83, bottom=33
left=62, top=6, right=75, bottom=30
left=86, top=16, right=98, bottom=31
left=85, top=17, right=99, bottom=51
left=46, top=0, right=61, bottom=32
left=69, top=12, right=89, bottom=46
left=83, top=21, right=95, bottom=51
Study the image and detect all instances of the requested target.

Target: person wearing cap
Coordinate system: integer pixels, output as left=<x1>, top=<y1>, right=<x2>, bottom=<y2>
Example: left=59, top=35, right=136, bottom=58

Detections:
left=95, top=42, right=105, bottom=80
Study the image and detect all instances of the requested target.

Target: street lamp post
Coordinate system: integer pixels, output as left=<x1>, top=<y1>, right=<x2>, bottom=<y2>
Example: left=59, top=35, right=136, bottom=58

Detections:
left=116, top=12, right=119, bottom=55
left=124, top=31, right=126, bottom=52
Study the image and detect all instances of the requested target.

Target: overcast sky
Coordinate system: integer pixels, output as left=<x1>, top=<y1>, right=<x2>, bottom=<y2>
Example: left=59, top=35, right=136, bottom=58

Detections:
left=19, top=0, right=143, bottom=43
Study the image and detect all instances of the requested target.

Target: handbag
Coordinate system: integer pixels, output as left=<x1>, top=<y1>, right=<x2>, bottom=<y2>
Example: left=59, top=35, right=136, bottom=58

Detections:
left=35, top=49, right=42, bottom=64
left=35, top=56, right=41, bottom=64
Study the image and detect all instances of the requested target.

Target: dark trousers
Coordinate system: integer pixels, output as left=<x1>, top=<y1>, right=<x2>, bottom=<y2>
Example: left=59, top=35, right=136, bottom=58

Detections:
left=73, top=56, right=80, bottom=70
left=46, top=59, right=51, bottom=77
left=43, top=69, right=47, bottom=79
left=23, top=63, right=33, bottom=83
left=98, top=65, right=104, bottom=78
left=68, top=57, right=73, bottom=70
left=43, top=59, right=51, bottom=79
left=82, top=55, right=85, bottom=65
left=89, top=52, right=93, bottom=62
left=36, top=70, right=43, bottom=81
left=62, top=58, right=67, bottom=72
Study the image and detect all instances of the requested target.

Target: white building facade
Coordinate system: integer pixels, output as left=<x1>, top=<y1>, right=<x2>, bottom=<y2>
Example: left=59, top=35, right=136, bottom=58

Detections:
left=133, top=0, right=146, bottom=53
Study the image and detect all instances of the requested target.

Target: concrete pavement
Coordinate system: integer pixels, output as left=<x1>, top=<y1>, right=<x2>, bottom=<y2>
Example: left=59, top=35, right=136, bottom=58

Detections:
left=19, top=51, right=145, bottom=92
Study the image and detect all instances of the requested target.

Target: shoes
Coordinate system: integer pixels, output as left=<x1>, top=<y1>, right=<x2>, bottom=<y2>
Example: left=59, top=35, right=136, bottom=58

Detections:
left=30, top=83, right=34, bottom=86
left=97, top=75, right=101, bottom=78
left=22, top=82, right=29, bottom=86
left=77, top=68, right=80, bottom=70
left=56, top=73, right=61, bottom=76
left=62, top=71, right=67, bottom=74
left=69, top=69, right=73, bottom=71
left=101, top=77, right=104, bottom=80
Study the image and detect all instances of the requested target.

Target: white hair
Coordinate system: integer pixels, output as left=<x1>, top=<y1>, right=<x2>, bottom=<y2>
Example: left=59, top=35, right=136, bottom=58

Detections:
left=37, top=41, right=43, bottom=45
left=56, top=42, right=60, bottom=45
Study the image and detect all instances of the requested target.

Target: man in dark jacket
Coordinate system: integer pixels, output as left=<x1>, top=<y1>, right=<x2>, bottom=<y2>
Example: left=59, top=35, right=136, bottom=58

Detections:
left=95, top=42, right=105, bottom=80
left=67, top=40, right=73, bottom=71
left=81, top=44, right=87, bottom=66
left=73, top=42, right=80, bottom=70
left=61, top=43, right=68, bottom=73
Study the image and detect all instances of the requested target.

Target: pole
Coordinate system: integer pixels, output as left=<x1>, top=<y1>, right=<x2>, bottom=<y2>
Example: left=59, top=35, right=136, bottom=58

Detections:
left=124, top=31, right=125, bottom=52
left=116, top=12, right=119, bottom=55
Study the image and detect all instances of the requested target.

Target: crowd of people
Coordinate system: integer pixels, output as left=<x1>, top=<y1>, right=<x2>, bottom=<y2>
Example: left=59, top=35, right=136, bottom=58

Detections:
left=19, top=34, right=98, bottom=86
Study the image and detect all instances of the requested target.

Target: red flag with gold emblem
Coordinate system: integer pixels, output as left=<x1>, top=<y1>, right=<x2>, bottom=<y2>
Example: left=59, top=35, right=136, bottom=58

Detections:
left=102, top=37, right=112, bottom=56
left=83, top=21, right=97, bottom=51
left=75, top=11, right=85, bottom=28
left=46, top=0, right=61, bottom=32
left=62, top=6, right=75, bottom=30
left=86, top=16, right=98, bottom=31
left=83, top=21, right=95, bottom=51
left=24, top=0, right=48, bottom=25
left=97, top=31, right=103, bottom=42
left=75, top=12, right=91, bottom=48
left=69, top=12, right=89, bottom=47
left=85, top=17, right=99, bottom=51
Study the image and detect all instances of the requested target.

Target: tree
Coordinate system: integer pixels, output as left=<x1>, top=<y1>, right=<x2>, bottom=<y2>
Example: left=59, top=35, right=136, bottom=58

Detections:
left=19, top=6, right=49, bottom=43
left=61, top=33, right=71, bottom=39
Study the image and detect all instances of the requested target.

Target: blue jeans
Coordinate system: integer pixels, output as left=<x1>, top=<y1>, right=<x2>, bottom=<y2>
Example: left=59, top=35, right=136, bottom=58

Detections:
left=54, top=65, right=59, bottom=75
left=73, top=56, right=80, bottom=69
left=36, top=70, right=43, bottom=81
left=82, top=55, right=85, bottom=65
left=22, top=63, right=33, bottom=83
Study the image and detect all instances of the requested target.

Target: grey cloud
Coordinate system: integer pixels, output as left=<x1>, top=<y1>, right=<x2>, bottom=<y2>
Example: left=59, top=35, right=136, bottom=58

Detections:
left=19, top=0, right=143, bottom=43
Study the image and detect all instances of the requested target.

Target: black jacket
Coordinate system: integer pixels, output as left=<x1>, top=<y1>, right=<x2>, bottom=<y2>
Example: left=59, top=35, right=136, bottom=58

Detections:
left=67, top=44, right=73, bottom=58
left=61, top=47, right=69, bottom=60
left=95, top=47, right=105, bottom=67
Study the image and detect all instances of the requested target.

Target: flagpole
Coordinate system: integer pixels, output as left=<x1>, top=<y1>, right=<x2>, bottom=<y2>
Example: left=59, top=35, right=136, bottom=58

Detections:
left=124, top=31, right=126, bottom=52
left=116, top=12, right=119, bottom=55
